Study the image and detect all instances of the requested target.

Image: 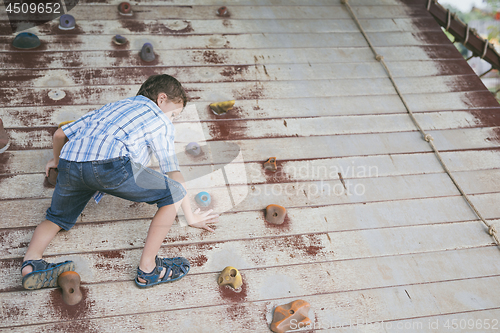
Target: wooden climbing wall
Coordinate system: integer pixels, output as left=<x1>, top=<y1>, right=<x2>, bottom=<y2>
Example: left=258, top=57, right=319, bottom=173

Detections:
left=2, top=0, right=500, bottom=331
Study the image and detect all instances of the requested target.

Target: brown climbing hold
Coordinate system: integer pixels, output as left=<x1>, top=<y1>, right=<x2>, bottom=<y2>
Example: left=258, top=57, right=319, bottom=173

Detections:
left=0, top=119, right=10, bottom=153
left=218, top=266, right=243, bottom=290
left=270, top=299, right=311, bottom=333
left=265, top=204, right=286, bottom=225
left=217, top=6, right=229, bottom=17
left=57, top=271, right=83, bottom=306
left=118, top=2, right=132, bottom=15
left=47, top=168, right=58, bottom=186
left=264, top=157, right=277, bottom=172
left=209, top=100, right=235, bottom=115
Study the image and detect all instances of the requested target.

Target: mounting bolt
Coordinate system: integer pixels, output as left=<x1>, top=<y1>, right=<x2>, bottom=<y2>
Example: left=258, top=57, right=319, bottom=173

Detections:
left=217, top=6, right=229, bottom=17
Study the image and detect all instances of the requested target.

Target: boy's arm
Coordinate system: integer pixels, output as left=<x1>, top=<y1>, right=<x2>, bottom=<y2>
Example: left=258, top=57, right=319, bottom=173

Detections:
left=167, top=170, right=219, bottom=232
left=45, top=128, right=67, bottom=177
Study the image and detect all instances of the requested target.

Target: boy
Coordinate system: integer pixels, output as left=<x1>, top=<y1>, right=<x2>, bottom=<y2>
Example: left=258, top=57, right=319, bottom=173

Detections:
left=21, top=74, right=218, bottom=289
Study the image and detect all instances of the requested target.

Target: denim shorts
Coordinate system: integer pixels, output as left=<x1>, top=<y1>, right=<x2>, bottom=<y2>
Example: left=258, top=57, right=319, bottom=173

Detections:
left=46, top=156, right=186, bottom=230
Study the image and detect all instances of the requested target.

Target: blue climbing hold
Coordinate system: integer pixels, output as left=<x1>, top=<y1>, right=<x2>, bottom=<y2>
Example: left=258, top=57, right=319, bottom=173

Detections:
left=195, top=192, right=211, bottom=207
left=12, top=32, right=41, bottom=49
left=186, top=142, right=201, bottom=156
left=59, top=14, right=76, bottom=30
left=140, top=43, right=155, bottom=62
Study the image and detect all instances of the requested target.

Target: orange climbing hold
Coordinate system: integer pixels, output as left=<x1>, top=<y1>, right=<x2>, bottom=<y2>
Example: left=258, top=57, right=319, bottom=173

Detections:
left=265, top=204, right=286, bottom=225
left=58, top=271, right=83, bottom=305
left=270, top=299, right=311, bottom=333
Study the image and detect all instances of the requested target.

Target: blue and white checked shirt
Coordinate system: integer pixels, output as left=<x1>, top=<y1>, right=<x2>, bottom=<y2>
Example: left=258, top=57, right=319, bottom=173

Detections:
left=60, top=95, right=179, bottom=173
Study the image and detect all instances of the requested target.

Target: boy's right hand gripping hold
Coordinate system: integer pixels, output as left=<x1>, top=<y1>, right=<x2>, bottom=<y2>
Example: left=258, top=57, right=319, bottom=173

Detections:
left=187, top=208, right=219, bottom=232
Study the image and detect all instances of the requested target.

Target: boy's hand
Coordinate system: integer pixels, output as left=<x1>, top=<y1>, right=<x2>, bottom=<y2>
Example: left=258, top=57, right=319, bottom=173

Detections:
left=45, top=158, right=58, bottom=177
left=187, top=208, right=219, bottom=232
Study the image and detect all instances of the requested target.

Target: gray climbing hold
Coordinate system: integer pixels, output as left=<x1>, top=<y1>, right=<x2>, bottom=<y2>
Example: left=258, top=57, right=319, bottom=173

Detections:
left=12, top=32, right=41, bottom=49
left=113, top=34, right=127, bottom=45
left=140, top=43, right=155, bottom=62
left=186, top=142, right=201, bottom=156
left=59, top=14, right=75, bottom=30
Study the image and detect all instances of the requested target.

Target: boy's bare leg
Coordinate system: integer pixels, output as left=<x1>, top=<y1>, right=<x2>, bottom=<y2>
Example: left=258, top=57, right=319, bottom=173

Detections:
left=21, top=220, right=62, bottom=276
left=137, top=203, right=179, bottom=282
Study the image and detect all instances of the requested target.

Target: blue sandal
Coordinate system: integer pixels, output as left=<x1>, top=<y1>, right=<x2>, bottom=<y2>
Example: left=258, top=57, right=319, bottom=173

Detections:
left=21, top=259, right=75, bottom=290
left=135, top=256, right=190, bottom=288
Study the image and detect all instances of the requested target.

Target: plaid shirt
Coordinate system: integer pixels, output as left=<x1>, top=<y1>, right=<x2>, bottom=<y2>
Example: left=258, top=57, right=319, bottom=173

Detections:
left=60, top=95, right=179, bottom=173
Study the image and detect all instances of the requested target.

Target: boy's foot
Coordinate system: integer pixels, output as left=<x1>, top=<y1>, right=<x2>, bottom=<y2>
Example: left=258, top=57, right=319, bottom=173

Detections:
left=135, top=256, right=190, bottom=288
left=21, top=259, right=75, bottom=290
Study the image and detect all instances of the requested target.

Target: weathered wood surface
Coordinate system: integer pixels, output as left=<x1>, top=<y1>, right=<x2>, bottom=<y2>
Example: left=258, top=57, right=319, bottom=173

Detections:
left=2, top=0, right=500, bottom=331
left=0, top=4, right=431, bottom=21
left=3, top=148, right=500, bottom=177
left=0, top=17, right=442, bottom=38
left=2, top=248, right=500, bottom=329
left=0, top=31, right=454, bottom=53
left=2, top=91, right=498, bottom=130
left=0, top=60, right=476, bottom=88
left=0, top=46, right=464, bottom=71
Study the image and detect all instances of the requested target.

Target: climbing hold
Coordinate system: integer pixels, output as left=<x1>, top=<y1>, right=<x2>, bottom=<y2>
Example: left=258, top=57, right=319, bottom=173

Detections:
left=0, top=119, right=10, bottom=154
left=48, top=89, right=66, bottom=101
left=195, top=191, right=211, bottom=207
left=140, top=43, right=155, bottom=62
left=57, top=271, right=83, bottom=306
left=186, top=142, right=201, bottom=156
left=112, top=34, right=127, bottom=46
left=209, top=100, right=235, bottom=115
left=12, top=32, right=41, bottom=50
left=58, top=120, right=75, bottom=128
left=118, top=2, right=132, bottom=15
left=47, top=168, right=58, bottom=186
left=59, top=14, right=76, bottom=30
left=217, top=6, right=229, bottom=17
left=271, top=300, right=311, bottom=333
left=263, top=157, right=277, bottom=172
left=265, top=204, right=286, bottom=225
left=218, top=266, right=243, bottom=290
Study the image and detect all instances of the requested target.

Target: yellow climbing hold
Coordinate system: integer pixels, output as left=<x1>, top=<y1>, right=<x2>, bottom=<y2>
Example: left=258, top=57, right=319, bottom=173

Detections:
left=209, top=100, right=235, bottom=115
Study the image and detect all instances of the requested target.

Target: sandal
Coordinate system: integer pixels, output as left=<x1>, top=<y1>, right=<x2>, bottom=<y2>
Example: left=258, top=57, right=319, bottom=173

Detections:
left=21, top=259, right=75, bottom=290
left=135, top=256, right=190, bottom=288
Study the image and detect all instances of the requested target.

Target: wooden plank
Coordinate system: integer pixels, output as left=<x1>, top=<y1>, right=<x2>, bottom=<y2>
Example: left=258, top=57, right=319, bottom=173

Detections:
left=4, top=149, right=500, bottom=184
left=2, top=32, right=377, bottom=52
left=0, top=17, right=442, bottom=37
left=2, top=250, right=500, bottom=328
left=0, top=76, right=489, bottom=108
left=0, top=30, right=455, bottom=53
left=6, top=305, right=500, bottom=333
left=2, top=182, right=500, bottom=229
left=4, top=111, right=499, bottom=146
left=6, top=127, right=500, bottom=161
left=1, top=234, right=499, bottom=294
left=0, top=4, right=429, bottom=21
left=0, top=60, right=475, bottom=88
left=1, top=91, right=497, bottom=130
left=0, top=46, right=462, bottom=71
